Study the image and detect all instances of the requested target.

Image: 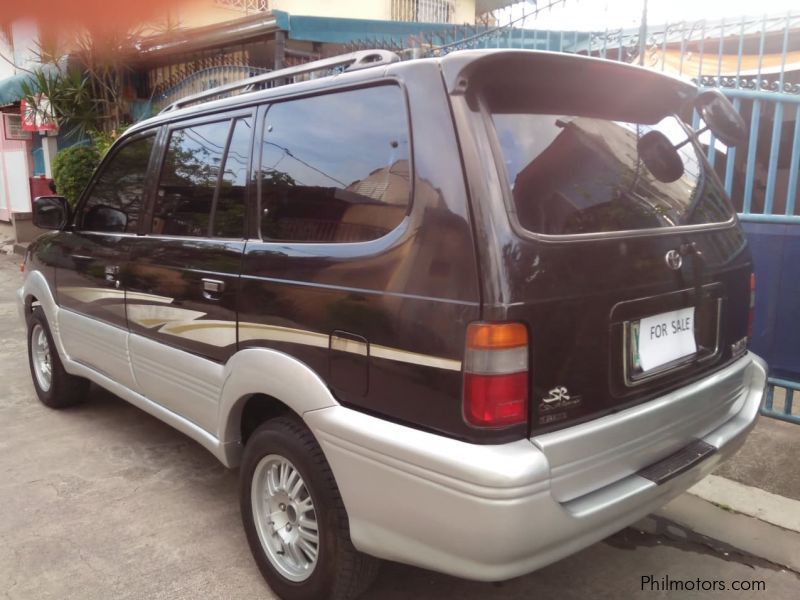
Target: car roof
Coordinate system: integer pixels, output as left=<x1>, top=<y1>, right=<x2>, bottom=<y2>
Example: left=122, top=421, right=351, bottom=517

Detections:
left=123, top=49, right=697, bottom=140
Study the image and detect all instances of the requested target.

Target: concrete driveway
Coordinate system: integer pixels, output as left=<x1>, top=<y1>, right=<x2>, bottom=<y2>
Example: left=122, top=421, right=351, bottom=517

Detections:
left=0, top=248, right=797, bottom=599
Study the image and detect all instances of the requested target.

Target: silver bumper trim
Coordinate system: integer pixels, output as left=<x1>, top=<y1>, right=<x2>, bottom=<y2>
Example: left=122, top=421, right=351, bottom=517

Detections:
left=305, top=353, right=767, bottom=581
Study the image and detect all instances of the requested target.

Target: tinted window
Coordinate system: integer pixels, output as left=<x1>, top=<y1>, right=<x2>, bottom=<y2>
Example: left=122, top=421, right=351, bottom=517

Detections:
left=259, top=85, right=410, bottom=243
left=491, top=113, right=734, bottom=235
left=153, top=118, right=250, bottom=238
left=79, top=135, right=154, bottom=233
left=215, top=117, right=252, bottom=237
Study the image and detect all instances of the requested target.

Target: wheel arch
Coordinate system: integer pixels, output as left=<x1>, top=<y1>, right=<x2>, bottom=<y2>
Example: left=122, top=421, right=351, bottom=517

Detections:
left=218, top=348, right=339, bottom=467
left=20, top=269, right=67, bottom=356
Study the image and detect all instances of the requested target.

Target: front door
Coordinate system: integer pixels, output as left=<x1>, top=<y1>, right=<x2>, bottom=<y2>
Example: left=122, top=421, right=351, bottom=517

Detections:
left=55, top=132, right=157, bottom=390
left=125, top=114, right=253, bottom=431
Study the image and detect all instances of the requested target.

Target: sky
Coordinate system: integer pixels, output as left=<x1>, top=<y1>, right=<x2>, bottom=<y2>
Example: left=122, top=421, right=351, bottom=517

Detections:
left=497, top=0, right=798, bottom=31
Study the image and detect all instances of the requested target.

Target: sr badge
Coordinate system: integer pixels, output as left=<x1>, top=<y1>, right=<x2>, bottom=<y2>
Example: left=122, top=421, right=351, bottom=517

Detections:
left=539, top=386, right=582, bottom=416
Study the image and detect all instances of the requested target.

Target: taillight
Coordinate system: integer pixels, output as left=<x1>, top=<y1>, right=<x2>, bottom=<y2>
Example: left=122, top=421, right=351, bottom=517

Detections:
left=748, top=272, right=756, bottom=340
left=463, top=322, right=529, bottom=427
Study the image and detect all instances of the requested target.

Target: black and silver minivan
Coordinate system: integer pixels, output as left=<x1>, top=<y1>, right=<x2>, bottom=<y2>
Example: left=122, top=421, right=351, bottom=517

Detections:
left=20, top=49, right=767, bottom=599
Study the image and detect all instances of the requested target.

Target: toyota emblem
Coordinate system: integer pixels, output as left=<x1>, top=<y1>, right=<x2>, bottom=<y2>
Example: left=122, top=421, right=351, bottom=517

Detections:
left=665, top=249, right=683, bottom=270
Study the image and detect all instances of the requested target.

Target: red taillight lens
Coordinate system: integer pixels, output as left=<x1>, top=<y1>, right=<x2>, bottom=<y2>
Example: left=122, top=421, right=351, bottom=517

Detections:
left=747, top=272, right=756, bottom=339
left=463, top=322, right=529, bottom=428
left=464, top=372, right=528, bottom=426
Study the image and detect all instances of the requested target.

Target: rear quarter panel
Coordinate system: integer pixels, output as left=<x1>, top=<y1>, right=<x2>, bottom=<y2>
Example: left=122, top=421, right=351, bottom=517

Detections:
left=238, top=64, right=493, bottom=441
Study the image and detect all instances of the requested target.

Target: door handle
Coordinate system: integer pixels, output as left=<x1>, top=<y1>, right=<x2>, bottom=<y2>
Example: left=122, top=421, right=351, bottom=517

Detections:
left=105, top=265, right=120, bottom=288
left=202, top=278, right=225, bottom=299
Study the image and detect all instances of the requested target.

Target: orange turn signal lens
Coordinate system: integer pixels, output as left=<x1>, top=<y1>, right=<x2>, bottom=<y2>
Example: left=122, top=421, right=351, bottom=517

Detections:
left=466, top=322, right=528, bottom=350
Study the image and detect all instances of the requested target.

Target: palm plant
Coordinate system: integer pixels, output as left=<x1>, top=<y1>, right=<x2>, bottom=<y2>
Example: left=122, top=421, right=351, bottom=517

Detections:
left=20, top=26, right=141, bottom=138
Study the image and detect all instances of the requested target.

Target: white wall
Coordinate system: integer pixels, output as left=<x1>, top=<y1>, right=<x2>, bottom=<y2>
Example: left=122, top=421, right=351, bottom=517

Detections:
left=0, top=121, right=34, bottom=220
left=270, top=0, right=477, bottom=23
left=0, top=20, right=40, bottom=220
left=271, top=0, right=394, bottom=20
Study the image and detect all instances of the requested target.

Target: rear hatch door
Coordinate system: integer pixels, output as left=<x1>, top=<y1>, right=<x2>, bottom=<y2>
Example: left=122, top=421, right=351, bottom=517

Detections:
left=448, top=51, right=753, bottom=501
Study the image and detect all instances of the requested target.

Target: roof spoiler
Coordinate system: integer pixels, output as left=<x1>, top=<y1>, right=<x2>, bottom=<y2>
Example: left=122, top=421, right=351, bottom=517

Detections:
left=440, top=49, right=698, bottom=124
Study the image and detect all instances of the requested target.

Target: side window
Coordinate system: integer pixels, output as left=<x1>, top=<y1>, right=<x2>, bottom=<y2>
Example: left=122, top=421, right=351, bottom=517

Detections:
left=152, top=117, right=251, bottom=238
left=214, top=117, right=252, bottom=237
left=79, top=134, right=155, bottom=233
left=259, top=85, right=410, bottom=243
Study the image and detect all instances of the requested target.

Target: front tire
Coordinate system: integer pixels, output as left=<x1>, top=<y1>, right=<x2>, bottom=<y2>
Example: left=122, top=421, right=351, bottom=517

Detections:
left=27, top=307, right=89, bottom=408
left=240, top=416, right=379, bottom=600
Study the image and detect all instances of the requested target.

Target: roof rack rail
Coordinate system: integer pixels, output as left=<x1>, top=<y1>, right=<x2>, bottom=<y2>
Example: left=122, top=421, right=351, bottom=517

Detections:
left=160, top=49, right=401, bottom=113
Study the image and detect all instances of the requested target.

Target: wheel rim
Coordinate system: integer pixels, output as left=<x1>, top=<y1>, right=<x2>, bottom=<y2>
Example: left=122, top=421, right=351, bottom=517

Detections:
left=251, top=454, right=320, bottom=582
left=31, top=323, right=53, bottom=393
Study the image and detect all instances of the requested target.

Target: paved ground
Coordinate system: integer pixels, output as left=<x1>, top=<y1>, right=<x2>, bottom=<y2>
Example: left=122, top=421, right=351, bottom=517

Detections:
left=715, top=416, right=800, bottom=501
left=1, top=248, right=798, bottom=599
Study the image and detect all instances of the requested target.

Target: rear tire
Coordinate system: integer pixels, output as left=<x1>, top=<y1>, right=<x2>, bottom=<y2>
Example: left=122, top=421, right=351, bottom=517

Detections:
left=27, top=307, right=89, bottom=408
left=240, top=416, right=379, bottom=600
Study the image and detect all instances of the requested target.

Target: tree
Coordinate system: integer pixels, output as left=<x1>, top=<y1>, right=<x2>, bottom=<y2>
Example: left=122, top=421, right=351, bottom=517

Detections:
left=19, top=27, right=141, bottom=138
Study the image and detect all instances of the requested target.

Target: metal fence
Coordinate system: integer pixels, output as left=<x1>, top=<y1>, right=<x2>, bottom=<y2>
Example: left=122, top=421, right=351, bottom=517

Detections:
left=766, top=378, right=800, bottom=424
left=153, top=64, right=270, bottom=112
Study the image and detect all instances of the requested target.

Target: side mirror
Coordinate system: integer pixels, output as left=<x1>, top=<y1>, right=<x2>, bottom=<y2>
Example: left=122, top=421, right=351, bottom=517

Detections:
left=638, top=130, right=685, bottom=183
left=695, top=89, right=747, bottom=148
left=32, top=196, right=70, bottom=230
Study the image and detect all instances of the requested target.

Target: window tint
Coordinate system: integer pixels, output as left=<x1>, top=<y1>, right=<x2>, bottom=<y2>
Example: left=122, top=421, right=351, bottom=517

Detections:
left=259, top=85, right=410, bottom=243
left=79, top=134, right=154, bottom=233
left=214, top=117, right=252, bottom=237
left=491, top=113, right=733, bottom=235
left=153, top=118, right=250, bottom=238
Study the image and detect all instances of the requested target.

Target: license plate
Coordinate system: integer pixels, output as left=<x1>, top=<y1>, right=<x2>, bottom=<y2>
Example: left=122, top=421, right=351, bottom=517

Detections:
left=632, top=307, right=697, bottom=372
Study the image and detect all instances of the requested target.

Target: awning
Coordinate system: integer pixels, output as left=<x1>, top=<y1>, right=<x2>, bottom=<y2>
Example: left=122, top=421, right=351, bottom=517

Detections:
left=273, top=10, right=484, bottom=45
left=0, top=64, right=61, bottom=107
left=135, top=12, right=278, bottom=61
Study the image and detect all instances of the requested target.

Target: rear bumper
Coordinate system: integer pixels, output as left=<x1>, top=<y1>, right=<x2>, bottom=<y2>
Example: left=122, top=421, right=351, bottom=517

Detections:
left=304, top=352, right=766, bottom=581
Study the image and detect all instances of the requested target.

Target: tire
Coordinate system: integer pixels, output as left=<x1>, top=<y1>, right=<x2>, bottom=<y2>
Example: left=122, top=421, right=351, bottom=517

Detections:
left=27, top=307, right=90, bottom=408
left=240, top=416, right=379, bottom=600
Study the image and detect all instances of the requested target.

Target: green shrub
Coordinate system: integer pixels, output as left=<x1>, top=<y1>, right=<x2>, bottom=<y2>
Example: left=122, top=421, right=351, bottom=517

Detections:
left=89, top=125, right=129, bottom=157
left=51, top=145, right=100, bottom=207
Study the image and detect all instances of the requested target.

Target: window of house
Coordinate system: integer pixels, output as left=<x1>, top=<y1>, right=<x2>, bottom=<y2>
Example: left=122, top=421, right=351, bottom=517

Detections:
left=259, top=85, right=410, bottom=243
left=153, top=117, right=251, bottom=238
left=79, top=134, right=155, bottom=233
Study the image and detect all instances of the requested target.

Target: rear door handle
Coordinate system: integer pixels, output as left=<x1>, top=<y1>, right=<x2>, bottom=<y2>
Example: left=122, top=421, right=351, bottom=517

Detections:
left=202, top=278, right=225, bottom=299
left=104, top=265, right=120, bottom=288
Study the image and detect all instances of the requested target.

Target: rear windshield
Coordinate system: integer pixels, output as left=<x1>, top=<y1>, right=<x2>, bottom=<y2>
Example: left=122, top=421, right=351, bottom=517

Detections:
left=490, top=113, right=735, bottom=236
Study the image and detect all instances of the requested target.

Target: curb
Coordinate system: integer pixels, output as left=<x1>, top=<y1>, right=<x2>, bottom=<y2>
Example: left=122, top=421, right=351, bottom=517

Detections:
left=688, top=474, right=800, bottom=533
left=636, top=492, right=800, bottom=574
